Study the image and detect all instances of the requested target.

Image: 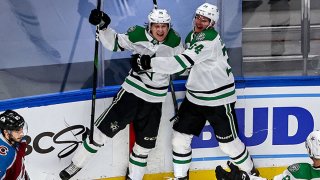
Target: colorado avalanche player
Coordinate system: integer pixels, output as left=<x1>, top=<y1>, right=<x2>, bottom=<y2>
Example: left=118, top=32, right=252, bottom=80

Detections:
left=0, top=110, right=29, bottom=180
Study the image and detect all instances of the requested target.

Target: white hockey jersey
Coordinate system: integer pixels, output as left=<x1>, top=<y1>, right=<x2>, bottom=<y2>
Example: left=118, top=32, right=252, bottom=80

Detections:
left=150, top=28, right=236, bottom=106
left=99, top=25, right=184, bottom=102
left=249, top=163, right=320, bottom=180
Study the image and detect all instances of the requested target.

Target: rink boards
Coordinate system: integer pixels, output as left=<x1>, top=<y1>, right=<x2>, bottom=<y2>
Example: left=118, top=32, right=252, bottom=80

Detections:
left=1, top=78, right=320, bottom=179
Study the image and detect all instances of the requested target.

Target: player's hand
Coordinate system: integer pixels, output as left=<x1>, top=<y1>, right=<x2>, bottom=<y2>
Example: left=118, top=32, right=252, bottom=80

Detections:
left=89, top=9, right=111, bottom=30
left=215, top=161, right=250, bottom=180
left=130, top=54, right=152, bottom=72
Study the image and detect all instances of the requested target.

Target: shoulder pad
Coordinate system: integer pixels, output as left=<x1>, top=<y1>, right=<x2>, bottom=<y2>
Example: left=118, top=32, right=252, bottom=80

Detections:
left=126, top=25, right=148, bottom=43
left=162, top=29, right=181, bottom=48
left=287, top=163, right=314, bottom=178
left=288, top=163, right=302, bottom=173
left=184, top=31, right=193, bottom=44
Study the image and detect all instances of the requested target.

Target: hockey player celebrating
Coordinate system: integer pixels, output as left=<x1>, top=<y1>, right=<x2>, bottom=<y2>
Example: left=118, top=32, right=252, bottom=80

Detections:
left=0, top=110, right=29, bottom=180
left=130, top=3, right=259, bottom=179
left=59, top=6, right=184, bottom=180
left=215, top=130, right=320, bottom=180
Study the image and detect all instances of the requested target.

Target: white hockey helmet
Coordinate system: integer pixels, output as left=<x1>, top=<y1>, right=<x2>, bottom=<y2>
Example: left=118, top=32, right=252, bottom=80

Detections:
left=305, top=130, right=320, bottom=159
left=195, top=3, right=219, bottom=27
left=148, top=9, right=171, bottom=30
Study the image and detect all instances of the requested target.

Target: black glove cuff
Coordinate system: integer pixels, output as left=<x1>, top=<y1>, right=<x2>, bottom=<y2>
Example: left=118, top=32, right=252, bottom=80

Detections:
left=99, top=12, right=111, bottom=30
left=140, top=55, right=151, bottom=70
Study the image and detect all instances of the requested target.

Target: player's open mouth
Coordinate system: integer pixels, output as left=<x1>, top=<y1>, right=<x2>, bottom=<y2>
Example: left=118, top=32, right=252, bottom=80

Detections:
left=196, top=25, right=203, bottom=29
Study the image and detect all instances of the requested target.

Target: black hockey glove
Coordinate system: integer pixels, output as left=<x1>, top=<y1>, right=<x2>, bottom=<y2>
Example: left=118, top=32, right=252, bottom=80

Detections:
left=130, top=54, right=152, bottom=72
left=215, top=161, right=250, bottom=180
left=89, top=9, right=111, bottom=30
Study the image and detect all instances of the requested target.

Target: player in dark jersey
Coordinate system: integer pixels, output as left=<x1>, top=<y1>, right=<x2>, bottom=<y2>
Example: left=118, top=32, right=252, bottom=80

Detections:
left=0, top=110, right=29, bottom=180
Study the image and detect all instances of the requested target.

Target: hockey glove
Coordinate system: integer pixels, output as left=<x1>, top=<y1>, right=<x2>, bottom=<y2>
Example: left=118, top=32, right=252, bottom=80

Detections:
left=130, top=54, right=152, bottom=72
left=89, top=9, right=111, bottom=30
left=215, top=161, right=250, bottom=180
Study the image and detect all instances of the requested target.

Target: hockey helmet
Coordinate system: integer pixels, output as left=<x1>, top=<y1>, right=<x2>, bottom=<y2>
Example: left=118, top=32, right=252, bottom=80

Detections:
left=195, top=3, right=219, bottom=27
left=305, top=130, right=320, bottom=159
left=148, top=9, right=171, bottom=30
left=0, top=110, right=25, bottom=131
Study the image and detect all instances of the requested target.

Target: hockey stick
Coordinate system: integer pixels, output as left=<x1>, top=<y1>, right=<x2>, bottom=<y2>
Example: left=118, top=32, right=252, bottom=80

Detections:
left=89, top=0, right=102, bottom=144
left=153, top=0, right=158, bottom=9
left=169, top=76, right=179, bottom=121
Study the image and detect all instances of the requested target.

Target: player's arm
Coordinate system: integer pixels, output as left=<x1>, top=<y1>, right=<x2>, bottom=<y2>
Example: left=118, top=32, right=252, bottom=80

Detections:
left=88, top=9, right=132, bottom=52
left=130, top=40, right=213, bottom=74
left=99, top=28, right=137, bottom=52
left=151, top=40, right=213, bottom=74
left=271, top=166, right=301, bottom=180
left=174, top=41, right=190, bottom=76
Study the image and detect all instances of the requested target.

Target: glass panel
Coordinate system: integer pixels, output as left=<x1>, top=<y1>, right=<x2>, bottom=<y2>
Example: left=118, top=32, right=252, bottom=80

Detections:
left=309, top=0, right=320, bottom=75
left=0, top=0, right=273, bottom=100
left=1, top=0, right=222, bottom=100
left=218, top=0, right=243, bottom=76
left=242, top=0, right=312, bottom=76
left=0, top=0, right=100, bottom=100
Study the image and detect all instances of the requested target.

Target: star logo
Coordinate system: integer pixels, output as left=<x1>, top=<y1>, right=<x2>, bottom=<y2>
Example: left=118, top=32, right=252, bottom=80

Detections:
left=151, top=39, right=159, bottom=45
left=288, top=163, right=300, bottom=172
left=196, top=32, right=205, bottom=41
left=127, top=26, right=136, bottom=33
left=110, top=121, right=119, bottom=132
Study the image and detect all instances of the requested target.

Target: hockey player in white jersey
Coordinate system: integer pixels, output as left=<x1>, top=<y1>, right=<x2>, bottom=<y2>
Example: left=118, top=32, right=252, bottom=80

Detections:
left=59, top=7, right=184, bottom=180
left=215, top=130, right=320, bottom=180
left=130, top=3, right=259, bottom=179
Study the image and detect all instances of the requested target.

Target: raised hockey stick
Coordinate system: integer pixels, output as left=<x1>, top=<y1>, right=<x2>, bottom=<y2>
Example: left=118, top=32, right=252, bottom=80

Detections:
left=153, top=0, right=158, bottom=9
left=89, top=0, right=102, bottom=144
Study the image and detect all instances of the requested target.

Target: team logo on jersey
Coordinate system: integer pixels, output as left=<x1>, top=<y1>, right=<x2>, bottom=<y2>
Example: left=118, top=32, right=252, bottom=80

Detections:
left=110, top=121, right=119, bottom=132
left=0, top=145, right=9, bottom=156
left=127, top=26, right=136, bottom=33
left=288, top=163, right=300, bottom=172
left=151, top=39, right=159, bottom=45
left=196, top=32, right=205, bottom=41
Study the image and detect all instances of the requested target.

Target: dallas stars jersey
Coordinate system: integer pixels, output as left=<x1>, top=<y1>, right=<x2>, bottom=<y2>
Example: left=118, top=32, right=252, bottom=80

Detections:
left=150, top=28, right=236, bottom=106
left=274, top=163, right=320, bottom=180
left=99, top=26, right=184, bottom=102
left=249, top=163, right=320, bottom=180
